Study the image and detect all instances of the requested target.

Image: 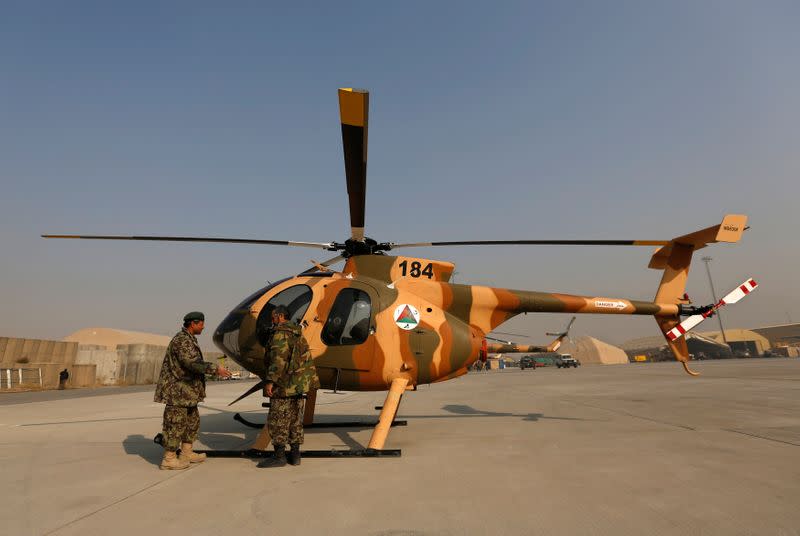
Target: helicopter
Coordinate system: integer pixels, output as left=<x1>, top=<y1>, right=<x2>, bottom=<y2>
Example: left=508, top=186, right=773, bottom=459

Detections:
left=484, top=317, right=577, bottom=355
left=43, top=88, right=757, bottom=452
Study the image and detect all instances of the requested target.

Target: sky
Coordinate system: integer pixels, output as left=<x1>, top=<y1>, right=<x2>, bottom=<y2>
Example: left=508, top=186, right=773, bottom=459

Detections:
left=1, top=1, right=798, bottom=349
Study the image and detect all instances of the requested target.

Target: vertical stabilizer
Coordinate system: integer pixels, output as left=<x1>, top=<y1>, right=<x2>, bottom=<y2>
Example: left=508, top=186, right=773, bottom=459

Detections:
left=654, top=242, right=694, bottom=305
left=654, top=243, right=697, bottom=374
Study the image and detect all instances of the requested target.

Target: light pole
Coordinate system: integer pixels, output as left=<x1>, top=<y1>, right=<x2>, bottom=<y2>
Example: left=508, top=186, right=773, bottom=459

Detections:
left=702, top=256, right=729, bottom=346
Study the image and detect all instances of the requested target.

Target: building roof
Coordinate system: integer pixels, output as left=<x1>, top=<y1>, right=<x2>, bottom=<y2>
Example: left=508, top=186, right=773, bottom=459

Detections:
left=696, top=329, right=769, bottom=345
left=559, top=336, right=629, bottom=364
left=64, top=328, right=173, bottom=349
left=621, top=335, right=667, bottom=352
left=751, top=323, right=800, bottom=345
left=688, top=331, right=730, bottom=348
left=621, top=331, right=729, bottom=352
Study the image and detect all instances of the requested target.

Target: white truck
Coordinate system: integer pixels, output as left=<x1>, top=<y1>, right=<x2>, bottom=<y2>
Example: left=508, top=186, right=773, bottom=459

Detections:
left=557, top=354, right=580, bottom=368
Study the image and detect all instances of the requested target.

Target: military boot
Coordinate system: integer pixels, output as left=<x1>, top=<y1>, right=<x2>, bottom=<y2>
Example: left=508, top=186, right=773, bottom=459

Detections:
left=287, top=444, right=301, bottom=466
left=160, top=450, right=190, bottom=470
left=257, top=444, right=287, bottom=468
left=179, top=442, right=207, bottom=464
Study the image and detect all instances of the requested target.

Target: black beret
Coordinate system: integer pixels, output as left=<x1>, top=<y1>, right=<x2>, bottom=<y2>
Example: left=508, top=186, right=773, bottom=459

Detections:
left=183, top=311, right=205, bottom=322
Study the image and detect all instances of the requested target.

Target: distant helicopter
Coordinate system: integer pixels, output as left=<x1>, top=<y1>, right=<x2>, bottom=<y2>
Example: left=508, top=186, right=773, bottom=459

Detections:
left=44, top=88, right=757, bottom=451
left=485, top=317, right=577, bottom=355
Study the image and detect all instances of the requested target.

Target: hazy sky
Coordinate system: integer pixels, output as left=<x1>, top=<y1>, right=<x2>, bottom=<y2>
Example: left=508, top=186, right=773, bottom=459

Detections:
left=2, top=1, right=798, bottom=349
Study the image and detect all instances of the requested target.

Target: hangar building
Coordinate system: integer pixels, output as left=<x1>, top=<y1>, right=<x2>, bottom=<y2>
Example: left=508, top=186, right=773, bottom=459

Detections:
left=622, top=332, right=732, bottom=361
left=557, top=336, right=629, bottom=365
left=699, top=329, right=771, bottom=356
left=0, top=336, right=96, bottom=388
left=65, top=327, right=246, bottom=385
left=752, top=323, right=800, bottom=356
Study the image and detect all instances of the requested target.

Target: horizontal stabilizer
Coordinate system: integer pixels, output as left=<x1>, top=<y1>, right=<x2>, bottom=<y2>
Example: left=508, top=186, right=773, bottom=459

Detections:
left=649, top=214, right=747, bottom=270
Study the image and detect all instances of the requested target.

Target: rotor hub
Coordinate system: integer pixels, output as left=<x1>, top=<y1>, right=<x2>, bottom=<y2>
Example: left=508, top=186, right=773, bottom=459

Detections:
left=331, top=237, right=392, bottom=257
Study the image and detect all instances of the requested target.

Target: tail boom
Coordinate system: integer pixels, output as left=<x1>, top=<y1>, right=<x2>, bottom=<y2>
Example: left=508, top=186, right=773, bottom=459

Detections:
left=486, top=342, right=554, bottom=354
left=465, top=286, right=681, bottom=335
left=496, top=291, right=680, bottom=318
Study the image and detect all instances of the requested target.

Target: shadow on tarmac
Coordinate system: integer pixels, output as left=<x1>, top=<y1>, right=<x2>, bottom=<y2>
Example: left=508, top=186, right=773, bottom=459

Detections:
left=440, top=404, right=588, bottom=422
left=219, top=407, right=591, bottom=430
left=122, top=434, right=163, bottom=466
left=122, top=404, right=586, bottom=466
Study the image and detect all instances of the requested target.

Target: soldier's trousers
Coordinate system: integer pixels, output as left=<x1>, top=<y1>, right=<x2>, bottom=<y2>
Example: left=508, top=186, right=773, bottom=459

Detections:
left=268, top=397, right=305, bottom=446
left=162, top=405, right=200, bottom=451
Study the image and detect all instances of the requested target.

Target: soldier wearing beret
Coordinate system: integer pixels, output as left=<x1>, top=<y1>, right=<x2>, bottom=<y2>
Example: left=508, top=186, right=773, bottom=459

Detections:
left=258, top=305, right=320, bottom=468
left=154, top=311, right=231, bottom=470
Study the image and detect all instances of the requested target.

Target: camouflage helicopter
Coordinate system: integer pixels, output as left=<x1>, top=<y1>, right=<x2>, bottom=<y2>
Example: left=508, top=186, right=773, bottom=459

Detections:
left=44, top=88, right=757, bottom=452
left=485, top=317, right=577, bottom=355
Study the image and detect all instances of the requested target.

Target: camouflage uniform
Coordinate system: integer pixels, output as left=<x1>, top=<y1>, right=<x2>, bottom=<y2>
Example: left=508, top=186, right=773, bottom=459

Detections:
left=154, top=328, right=218, bottom=451
left=265, top=321, right=320, bottom=446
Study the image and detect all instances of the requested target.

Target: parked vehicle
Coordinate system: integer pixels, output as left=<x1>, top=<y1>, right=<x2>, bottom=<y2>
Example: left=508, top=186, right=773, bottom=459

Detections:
left=520, top=353, right=579, bottom=369
left=557, top=354, right=580, bottom=368
left=534, top=355, right=557, bottom=367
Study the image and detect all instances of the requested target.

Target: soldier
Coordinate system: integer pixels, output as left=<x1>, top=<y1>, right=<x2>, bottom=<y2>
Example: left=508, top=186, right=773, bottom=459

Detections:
left=257, top=305, right=320, bottom=468
left=58, top=368, right=69, bottom=390
left=154, top=311, right=231, bottom=470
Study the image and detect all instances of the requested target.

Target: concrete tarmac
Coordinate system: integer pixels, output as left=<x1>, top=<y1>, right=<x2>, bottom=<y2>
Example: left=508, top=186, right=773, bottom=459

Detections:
left=1, top=359, right=799, bottom=535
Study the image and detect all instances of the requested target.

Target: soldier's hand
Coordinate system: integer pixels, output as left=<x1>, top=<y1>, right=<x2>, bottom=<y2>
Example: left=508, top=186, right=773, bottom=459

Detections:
left=216, top=366, right=232, bottom=378
left=265, top=383, right=274, bottom=397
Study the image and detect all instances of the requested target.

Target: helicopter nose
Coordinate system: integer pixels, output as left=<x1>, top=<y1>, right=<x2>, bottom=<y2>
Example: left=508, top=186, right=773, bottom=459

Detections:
left=213, top=282, right=279, bottom=359
left=213, top=308, right=246, bottom=359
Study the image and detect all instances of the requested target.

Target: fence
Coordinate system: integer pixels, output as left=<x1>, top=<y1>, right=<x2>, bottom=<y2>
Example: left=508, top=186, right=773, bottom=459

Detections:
left=119, top=360, right=162, bottom=385
left=1, top=368, right=43, bottom=389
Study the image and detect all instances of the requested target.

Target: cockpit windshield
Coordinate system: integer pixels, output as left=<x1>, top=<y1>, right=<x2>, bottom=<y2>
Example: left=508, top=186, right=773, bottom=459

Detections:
left=213, top=278, right=290, bottom=357
left=255, top=285, right=313, bottom=346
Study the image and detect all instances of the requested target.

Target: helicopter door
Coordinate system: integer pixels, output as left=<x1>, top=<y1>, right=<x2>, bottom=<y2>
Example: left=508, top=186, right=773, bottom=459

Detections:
left=321, top=287, right=375, bottom=347
left=311, top=282, right=378, bottom=373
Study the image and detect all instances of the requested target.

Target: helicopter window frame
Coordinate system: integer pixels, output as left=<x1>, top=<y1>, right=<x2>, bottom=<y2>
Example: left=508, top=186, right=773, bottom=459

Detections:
left=214, top=278, right=296, bottom=357
left=321, top=288, right=373, bottom=346
left=255, top=284, right=313, bottom=346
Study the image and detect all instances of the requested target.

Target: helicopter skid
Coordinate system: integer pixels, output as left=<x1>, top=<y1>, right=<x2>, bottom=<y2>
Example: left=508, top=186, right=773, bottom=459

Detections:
left=233, top=412, right=407, bottom=429
left=153, top=433, right=401, bottom=457
left=194, top=447, right=401, bottom=458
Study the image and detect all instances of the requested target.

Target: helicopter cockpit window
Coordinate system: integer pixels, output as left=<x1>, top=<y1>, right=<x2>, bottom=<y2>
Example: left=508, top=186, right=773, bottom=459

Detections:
left=255, top=285, right=313, bottom=346
left=322, top=289, right=372, bottom=346
left=214, top=278, right=292, bottom=357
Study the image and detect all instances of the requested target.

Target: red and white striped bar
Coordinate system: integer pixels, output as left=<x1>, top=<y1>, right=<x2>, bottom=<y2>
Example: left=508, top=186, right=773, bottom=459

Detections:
left=666, top=278, right=758, bottom=341
left=719, top=278, right=758, bottom=306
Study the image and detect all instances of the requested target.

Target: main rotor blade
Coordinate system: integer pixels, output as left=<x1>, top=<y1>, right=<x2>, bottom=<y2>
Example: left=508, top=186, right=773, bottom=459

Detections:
left=41, top=235, right=335, bottom=249
left=390, top=239, right=669, bottom=249
left=339, top=88, right=369, bottom=241
left=490, top=330, right=528, bottom=338
left=546, top=316, right=577, bottom=336
left=485, top=335, right=516, bottom=344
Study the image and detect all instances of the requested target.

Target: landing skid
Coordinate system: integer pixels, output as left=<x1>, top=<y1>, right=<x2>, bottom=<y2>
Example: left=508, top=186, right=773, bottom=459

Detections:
left=196, top=448, right=400, bottom=458
left=233, top=412, right=407, bottom=429
left=162, top=381, right=410, bottom=458
left=152, top=433, right=399, bottom=458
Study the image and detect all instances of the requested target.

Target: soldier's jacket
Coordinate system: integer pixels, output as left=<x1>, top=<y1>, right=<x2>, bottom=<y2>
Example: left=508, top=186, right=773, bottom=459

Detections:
left=265, top=321, right=320, bottom=398
left=154, top=328, right=217, bottom=407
